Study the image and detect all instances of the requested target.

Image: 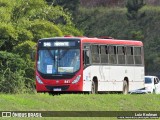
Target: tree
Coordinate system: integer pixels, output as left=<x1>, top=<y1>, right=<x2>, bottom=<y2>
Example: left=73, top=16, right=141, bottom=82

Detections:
left=0, top=51, right=27, bottom=93
left=0, top=0, right=82, bottom=93
left=0, top=22, right=18, bottom=51
left=126, top=0, right=145, bottom=20
left=0, top=0, right=82, bottom=51
left=125, top=0, right=146, bottom=41
left=46, top=0, right=80, bottom=23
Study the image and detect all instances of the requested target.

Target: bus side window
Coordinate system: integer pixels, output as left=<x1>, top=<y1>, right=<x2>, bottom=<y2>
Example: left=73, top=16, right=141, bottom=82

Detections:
left=91, top=45, right=100, bottom=63
left=134, top=47, right=142, bottom=65
left=117, top=46, right=125, bottom=64
left=109, top=45, right=117, bottom=64
left=100, top=45, right=108, bottom=63
left=126, top=46, right=134, bottom=65
left=83, top=50, right=89, bottom=65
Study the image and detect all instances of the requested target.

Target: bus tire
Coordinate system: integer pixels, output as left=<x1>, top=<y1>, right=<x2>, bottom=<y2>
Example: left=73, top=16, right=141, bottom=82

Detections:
left=90, top=80, right=97, bottom=94
left=123, top=80, right=128, bottom=94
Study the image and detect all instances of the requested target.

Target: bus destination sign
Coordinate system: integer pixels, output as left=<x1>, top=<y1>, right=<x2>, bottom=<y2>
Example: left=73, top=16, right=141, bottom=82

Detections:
left=42, top=41, right=76, bottom=47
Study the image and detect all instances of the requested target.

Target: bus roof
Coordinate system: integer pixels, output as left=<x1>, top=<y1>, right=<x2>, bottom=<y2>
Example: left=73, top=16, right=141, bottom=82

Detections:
left=39, top=36, right=143, bottom=46
left=81, top=38, right=143, bottom=46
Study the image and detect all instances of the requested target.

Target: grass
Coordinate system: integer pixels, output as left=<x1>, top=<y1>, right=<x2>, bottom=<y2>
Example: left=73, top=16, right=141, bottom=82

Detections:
left=1, top=93, right=160, bottom=111
left=0, top=93, right=160, bottom=120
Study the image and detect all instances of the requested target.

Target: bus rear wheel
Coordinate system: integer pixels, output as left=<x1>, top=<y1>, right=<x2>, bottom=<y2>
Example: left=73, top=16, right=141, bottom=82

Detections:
left=123, top=81, right=128, bottom=94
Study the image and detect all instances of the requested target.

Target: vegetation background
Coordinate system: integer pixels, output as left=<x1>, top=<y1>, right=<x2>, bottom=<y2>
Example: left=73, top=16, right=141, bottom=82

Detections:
left=0, top=0, right=160, bottom=93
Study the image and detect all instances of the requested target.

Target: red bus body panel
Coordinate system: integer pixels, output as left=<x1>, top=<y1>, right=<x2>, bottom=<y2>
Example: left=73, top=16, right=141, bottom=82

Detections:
left=36, top=70, right=83, bottom=92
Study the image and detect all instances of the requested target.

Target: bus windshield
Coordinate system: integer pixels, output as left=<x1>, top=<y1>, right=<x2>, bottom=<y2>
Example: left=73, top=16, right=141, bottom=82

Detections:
left=37, top=49, right=80, bottom=75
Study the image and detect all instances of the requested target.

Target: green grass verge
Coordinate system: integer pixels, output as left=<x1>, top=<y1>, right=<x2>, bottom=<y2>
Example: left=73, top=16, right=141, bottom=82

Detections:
left=1, top=93, right=160, bottom=111
left=0, top=93, right=160, bottom=120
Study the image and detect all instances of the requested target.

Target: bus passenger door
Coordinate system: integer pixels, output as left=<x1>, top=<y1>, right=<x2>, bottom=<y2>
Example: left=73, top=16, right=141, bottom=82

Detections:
left=82, top=45, right=92, bottom=91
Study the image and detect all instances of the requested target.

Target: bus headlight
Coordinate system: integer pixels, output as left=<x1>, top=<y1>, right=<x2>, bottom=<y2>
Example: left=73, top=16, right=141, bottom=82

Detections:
left=72, top=75, right=81, bottom=84
left=36, top=75, right=43, bottom=84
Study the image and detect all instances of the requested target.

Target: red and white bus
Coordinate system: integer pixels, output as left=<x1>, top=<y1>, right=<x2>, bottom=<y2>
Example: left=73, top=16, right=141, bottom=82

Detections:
left=35, top=36, right=144, bottom=94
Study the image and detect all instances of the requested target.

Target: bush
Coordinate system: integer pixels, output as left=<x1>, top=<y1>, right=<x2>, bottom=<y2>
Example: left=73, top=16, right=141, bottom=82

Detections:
left=0, top=51, right=34, bottom=93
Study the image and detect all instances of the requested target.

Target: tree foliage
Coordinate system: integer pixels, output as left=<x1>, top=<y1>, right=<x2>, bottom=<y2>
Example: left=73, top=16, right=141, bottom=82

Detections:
left=0, top=0, right=82, bottom=51
left=0, top=51, right=27, bottom=93
left=13, top=41, right=36, bottom=58
left=46, top=0, right=80, bottom=17
left=126, top=0, right=146, bottom=20
left=0, top=22, right=18, bottom=51
left=0, top=0, right=82, bottom=93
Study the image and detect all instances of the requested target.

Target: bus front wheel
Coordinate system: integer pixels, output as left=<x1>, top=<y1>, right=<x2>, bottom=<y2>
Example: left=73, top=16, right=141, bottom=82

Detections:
left=123, top=80, right=128, bottom=94
left=90, top=80, right=97, bottom=94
